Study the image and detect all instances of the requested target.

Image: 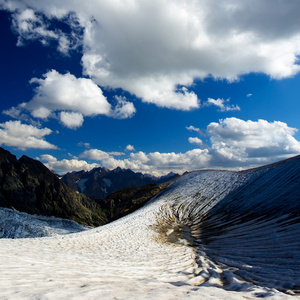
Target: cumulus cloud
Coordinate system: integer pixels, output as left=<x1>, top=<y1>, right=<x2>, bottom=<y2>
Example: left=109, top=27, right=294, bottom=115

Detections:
left=79, top=148, right=211, bottom=176
left=125, top=144, right=135, bottom=151
left=203, top=98, right=240, bottom=112
left=39, top=154, right=100, bottom=174
left=207, top=118, right=300, bottom=164
left=27, top=70, right=111, bottom=117
left=72, top=118, right=300, bottom=175
left=37, top=116, right=300, bottom=175
left=188, top=137, right=203, bottom=147
left=0, top=120, right=57, bottom=150
left=5, top=70, right=135, bottom=128
left=128, top=149, right=211, bottom=174
left=3, top=0, right=300, bottom=110
left=59, top=111, right=84, bottom=129
left=80, top=149, right=112, bottom=161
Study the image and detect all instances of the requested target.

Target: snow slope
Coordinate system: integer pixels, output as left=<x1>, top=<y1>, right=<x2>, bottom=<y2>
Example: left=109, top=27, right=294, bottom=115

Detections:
left=0, top=207, right=89, bottom=238
left=0, top=156, right=300, bottom=299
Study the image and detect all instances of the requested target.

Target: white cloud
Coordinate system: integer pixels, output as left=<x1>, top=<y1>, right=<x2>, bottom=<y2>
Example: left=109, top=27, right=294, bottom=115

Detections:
left=203, top=98, right=240, bottom=112
left=78, top=147, right=211, bottom=176
left=186, top=125, right=202, bottom=135
left=3, top=106, right=23, bottom=119
left=0, top=120, right=57, bottom=150
left=38, top=117, right=300, bottom=175
left=27, top=70, right=111, bottom=117
left=78, top=142, right=90, bottom=148
left=3, top=1, right=300, bottom=110
left=247, top=93, right=253, bottom=97
left=207, top=118, right=300, bottom=163
left=110, top=96, right=136, bottom=119
left=39, top=154, right=100, bottom=174
left=80, top=149, right=112, bottom=161
left=188, top=137, right=203, bottom=147
left=5, top=70, right=136, bottom=128
left=75, top=118, right=300, bottom=175
left=125, top=144, right=135, bottom=151
left=108, top=152, right=125, bottom=156
left=59, top=111, right=84, bottom=129
left=9, top=7, right=82, bottom=55
left=1, top=117, right=296, bottom=175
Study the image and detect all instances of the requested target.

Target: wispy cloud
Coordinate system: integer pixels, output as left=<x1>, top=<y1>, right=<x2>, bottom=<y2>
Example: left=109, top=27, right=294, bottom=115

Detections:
left=203, top=98, right=240, bottom=112
left=78, top=142, right=91, bottom=149
left=186, top=125, right=203, bottom=135
left=10, top=8, right=82, bottom=55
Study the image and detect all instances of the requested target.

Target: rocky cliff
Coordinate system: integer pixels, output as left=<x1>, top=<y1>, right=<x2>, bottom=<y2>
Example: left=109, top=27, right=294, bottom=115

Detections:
left=0, top=147, right=107, bottom=227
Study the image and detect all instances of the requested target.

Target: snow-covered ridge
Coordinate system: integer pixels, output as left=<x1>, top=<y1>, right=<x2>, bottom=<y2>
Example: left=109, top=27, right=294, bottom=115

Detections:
left=151, top=155, right=300, bottom=294
left=0, top=155, right=300, bottom=299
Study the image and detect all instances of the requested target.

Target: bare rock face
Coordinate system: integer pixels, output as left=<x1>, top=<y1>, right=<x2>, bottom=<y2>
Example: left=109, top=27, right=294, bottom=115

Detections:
left=97, top=182, right=169, bottom=222
left=0, top=147, right=108, bottom=227
left=61, top=166, right=179, bottom=200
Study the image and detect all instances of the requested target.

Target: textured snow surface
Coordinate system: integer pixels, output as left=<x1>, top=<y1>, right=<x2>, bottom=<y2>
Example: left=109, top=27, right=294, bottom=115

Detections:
left=0, top=156, right=300, bottom=299
left=0, top=208, right=89, bottom=238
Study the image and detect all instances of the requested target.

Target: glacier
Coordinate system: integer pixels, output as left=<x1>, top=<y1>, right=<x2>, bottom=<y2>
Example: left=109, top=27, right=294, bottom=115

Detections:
left=0, top=155, right=300, bottom=299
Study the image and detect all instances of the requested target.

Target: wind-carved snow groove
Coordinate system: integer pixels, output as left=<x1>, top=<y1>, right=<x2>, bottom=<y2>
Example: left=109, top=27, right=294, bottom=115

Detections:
left=150, top=157, right=300, bottom=295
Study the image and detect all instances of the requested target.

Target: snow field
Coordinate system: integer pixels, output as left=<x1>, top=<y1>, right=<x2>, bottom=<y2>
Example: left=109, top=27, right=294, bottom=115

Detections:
left=1, top=157, right=300, bottom=299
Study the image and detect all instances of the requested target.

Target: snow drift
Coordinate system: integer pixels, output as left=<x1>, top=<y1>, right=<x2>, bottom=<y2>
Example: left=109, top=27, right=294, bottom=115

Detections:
left=0, top=155, right=300, bottom=299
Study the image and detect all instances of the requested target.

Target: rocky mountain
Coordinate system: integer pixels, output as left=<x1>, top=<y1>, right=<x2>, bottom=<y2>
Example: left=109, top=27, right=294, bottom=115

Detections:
left=61, top=166, right=179, bottom=199
left=0, top=147, right=108, bottom=227
left=0, top=147, right=175, bottom=229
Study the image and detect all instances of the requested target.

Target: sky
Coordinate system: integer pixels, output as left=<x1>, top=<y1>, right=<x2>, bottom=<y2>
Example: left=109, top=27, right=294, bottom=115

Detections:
left=1, top=0, right=300, bottom=176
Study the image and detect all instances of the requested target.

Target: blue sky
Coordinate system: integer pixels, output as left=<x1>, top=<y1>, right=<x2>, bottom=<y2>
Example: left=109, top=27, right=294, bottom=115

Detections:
left=1, top=1, right=300, bottom=175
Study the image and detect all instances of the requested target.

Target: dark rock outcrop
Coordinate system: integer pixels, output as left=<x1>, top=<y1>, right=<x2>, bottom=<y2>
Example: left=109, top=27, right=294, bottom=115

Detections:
left=97, top=182, right=170, bottom=222
left=0, top=147, right=177, bottom=229
left=0, top=147, right=107, bottom=227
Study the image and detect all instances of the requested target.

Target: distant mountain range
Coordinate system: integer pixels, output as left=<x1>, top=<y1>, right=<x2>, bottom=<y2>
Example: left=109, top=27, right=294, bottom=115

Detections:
left=0, top=147, right=176, bottom=228
left=61, top=167, right=179, bottom=199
